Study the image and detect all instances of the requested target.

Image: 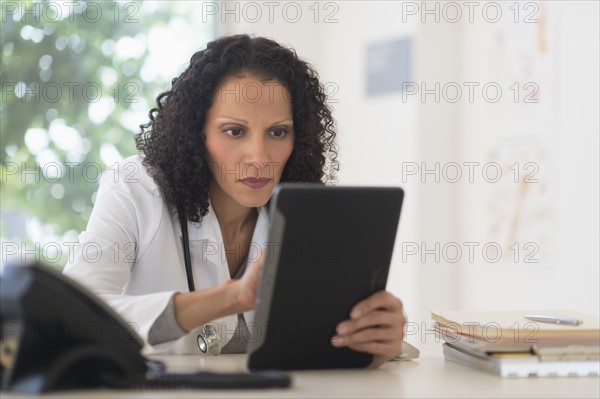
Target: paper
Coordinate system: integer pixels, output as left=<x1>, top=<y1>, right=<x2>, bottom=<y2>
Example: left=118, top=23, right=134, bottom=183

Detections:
left=431, top=310, right=600, bottom=345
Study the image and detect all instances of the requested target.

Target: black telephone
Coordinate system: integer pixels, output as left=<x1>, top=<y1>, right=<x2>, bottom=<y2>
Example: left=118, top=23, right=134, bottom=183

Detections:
left=0, top=262, right=290, bottom=393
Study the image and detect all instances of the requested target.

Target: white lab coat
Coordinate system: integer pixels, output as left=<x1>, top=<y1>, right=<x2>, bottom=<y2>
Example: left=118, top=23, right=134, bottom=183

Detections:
left=63, top=155, right=268, bottom=355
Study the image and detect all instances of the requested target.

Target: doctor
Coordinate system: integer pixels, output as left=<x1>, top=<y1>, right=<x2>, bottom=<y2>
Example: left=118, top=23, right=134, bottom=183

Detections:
left=64, top=34, right=406, bottom=367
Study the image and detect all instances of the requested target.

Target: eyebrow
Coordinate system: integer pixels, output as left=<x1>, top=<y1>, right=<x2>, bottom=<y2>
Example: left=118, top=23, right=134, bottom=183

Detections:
left=216, top=116, right=293, bottom=125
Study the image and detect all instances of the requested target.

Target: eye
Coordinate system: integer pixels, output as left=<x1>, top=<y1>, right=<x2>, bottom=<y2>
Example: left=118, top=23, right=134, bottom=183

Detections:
left=224, top=128, right=243, bottom=137
left=270, top=128, right=288, bottom=138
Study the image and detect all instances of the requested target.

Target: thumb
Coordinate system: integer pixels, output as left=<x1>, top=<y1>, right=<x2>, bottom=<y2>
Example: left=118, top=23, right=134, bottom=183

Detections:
left=236, top=249, right=265, bottom=310
left=241, top=248, right=265, bottom=284
left=248, top=248, right=265, bottom=272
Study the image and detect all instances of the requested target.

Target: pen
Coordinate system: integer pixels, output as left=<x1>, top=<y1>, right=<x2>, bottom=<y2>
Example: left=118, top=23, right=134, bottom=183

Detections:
left=524, top=315, right=583, bottom=326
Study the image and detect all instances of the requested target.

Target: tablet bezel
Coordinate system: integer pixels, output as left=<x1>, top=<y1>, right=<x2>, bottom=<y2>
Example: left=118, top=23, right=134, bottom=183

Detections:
left=247, top=184, right=404, bottom=370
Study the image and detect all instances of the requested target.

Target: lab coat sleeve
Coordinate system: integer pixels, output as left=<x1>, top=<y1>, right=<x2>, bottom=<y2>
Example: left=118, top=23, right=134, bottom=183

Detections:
left=63, top=160, right=180, bottom=352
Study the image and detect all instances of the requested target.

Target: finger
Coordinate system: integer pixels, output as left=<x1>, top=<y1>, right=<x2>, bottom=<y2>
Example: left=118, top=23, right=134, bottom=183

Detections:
left=348, top=342, right=399, bottom=356
left=244, top=249, right=265, bottom=279
left=337, top=310, right=403, bottom=336
left=249, top=248, right=265, bottom=267
left=334, top=325, right=398, bottom=347
left=350, top=291, right=403, bottom=319
left=334, top=330, right=401, bottom=354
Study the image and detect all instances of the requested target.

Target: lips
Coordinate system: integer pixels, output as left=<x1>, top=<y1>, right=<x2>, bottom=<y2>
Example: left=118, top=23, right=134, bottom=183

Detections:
left=240, top=177, right=271, bottom=189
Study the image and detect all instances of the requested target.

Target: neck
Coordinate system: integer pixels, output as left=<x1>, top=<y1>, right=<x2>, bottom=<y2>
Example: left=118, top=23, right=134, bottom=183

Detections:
left=208, top=179, right=257, bottom=240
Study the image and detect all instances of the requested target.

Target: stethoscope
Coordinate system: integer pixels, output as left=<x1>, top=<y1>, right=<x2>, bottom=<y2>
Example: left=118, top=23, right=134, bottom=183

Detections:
left=179, top=210, right=221, bottom=356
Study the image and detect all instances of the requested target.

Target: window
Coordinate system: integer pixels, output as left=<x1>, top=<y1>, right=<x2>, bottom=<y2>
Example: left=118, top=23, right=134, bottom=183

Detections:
left=1, top=1, right=215, bottom=269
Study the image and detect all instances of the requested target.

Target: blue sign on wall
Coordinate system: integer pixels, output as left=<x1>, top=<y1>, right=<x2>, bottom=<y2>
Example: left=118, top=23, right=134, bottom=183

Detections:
left=366, top=37, right=412, bottom=96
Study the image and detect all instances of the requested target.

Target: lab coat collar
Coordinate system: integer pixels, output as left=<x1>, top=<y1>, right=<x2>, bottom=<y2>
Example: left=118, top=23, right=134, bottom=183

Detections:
left=208, top=201, right=269, bottom=258
left=180, top=201, right=269, bottom=255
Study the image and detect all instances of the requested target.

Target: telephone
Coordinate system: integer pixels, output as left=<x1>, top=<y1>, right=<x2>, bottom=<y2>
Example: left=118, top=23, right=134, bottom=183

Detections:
left=0, top=262, right=290, bottom=393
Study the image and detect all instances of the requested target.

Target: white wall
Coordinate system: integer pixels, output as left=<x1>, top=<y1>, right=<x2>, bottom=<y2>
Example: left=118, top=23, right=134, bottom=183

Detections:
left=458, top=1, right=599, bottom=316
left=553, top=2, right=600, bottom=314
left=214, top=1, right=600, bottom=347
left=216, top=2, right=424, bottom=332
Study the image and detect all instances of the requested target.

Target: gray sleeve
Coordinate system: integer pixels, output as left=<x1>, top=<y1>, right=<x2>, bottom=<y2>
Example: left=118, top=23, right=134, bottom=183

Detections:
left=147, top=294, right=188, bottom=345
left=147, top=258, right=249, bottom=347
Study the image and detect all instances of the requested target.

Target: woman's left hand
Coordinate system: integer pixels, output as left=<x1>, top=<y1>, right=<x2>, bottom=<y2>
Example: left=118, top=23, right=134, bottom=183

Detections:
left=331, top=290, right=406, bottom=368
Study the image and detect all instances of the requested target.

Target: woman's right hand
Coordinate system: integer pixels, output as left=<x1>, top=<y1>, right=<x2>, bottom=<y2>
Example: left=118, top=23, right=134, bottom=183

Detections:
left=231, top=249, right=265, bottom=312
left=174, top=250, right=265, bottom=332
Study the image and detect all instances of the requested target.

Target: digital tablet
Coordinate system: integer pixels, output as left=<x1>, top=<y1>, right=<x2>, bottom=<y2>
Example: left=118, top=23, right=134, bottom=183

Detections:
left=247, top=184, right=404, bottom=370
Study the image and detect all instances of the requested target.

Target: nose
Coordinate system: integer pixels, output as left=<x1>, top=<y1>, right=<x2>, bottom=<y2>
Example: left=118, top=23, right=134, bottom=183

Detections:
left=242, top=134, right=269, bottom=177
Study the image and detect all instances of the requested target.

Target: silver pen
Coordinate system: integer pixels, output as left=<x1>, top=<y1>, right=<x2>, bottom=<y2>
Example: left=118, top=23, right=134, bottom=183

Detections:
left=524, top=315, right=583, bottom=326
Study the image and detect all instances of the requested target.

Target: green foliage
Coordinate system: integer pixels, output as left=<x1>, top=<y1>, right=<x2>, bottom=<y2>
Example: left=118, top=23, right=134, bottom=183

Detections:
left=1, top=1, right=213, bottom=267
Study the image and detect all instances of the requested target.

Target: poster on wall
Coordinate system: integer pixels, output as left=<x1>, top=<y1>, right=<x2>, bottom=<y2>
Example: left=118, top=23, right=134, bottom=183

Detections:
left=485, top=1, right=557, bottom=265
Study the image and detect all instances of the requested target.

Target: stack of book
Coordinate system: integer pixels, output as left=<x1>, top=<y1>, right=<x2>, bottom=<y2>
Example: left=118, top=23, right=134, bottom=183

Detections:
left=431, top=310, right=600, bottom=377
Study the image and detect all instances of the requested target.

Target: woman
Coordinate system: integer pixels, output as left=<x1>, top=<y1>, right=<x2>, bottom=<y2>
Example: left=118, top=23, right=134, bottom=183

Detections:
left=64, top=34, right=406, bottom=367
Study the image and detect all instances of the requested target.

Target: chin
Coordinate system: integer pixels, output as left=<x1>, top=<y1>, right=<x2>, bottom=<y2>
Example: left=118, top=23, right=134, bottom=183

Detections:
left=236, top=190, right=273, bottom=208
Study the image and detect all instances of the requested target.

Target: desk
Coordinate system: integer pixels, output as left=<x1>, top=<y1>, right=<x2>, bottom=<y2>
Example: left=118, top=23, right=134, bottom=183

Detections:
left=5, top=351, right=599, bottom=398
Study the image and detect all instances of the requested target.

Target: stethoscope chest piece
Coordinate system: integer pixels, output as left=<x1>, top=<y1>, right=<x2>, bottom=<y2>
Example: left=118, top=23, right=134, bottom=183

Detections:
left=197, top=324, right=221, bottom=356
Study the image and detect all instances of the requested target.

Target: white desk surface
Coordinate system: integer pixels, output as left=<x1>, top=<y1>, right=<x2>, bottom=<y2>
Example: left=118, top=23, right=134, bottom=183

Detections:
left=6, top=347, right=599, bottom=398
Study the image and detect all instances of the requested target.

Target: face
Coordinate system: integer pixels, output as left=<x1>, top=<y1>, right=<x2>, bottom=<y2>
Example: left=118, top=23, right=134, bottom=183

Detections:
left=203, top=74, right=295, bottom=208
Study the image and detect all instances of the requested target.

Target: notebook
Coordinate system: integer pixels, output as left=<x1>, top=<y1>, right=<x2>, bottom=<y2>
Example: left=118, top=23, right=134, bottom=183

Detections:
left=443, top=343, right=600, bottom=378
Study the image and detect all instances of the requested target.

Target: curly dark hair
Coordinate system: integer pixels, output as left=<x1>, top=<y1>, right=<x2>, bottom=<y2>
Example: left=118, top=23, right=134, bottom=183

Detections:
left=135, top=34, right=338, bottom=223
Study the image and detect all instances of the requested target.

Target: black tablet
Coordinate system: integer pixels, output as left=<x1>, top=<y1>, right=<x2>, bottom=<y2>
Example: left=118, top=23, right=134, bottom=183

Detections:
left=247, top=184, right=404, bottom=370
